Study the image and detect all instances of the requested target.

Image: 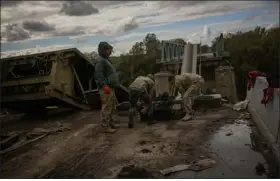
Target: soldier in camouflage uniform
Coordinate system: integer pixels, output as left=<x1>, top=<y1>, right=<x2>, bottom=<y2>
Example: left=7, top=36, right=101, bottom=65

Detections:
left=171, top=73, right=204, bottom=121
left=128, top=74, right=156, bottom=128
left=94, top=42, right=120, bottom=133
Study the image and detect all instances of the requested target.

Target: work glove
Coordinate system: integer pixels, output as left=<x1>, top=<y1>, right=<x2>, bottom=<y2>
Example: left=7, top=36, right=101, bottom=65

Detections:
left=103, top=85, right=110, bottom=94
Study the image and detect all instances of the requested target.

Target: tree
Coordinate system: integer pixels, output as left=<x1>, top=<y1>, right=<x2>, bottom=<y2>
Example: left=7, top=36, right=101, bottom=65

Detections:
left=84, top=51, right=98, bottom=64
left=113, top=27, right=279, bottom=96
left=143, top=33, right=161, bottom=57
left=211, top=26, right=280, bottom=98
left=114, top=33, right=161, bottom=86
left=129, top=42, right=145, bottom=55
left=171, top=38, right=187, bottom=45
left=200, top=45, right=210, bottom=53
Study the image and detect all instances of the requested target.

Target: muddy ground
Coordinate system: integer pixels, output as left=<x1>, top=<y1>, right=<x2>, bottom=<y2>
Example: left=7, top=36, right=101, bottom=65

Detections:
left=0, top=106, right=272, bottom=178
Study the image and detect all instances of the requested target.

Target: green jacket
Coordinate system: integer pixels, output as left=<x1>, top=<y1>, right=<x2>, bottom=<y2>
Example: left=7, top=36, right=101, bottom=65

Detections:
left=94, top=42, right=119, bottom=89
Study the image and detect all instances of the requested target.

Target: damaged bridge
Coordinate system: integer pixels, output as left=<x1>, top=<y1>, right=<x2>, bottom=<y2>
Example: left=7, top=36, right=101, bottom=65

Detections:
left=0, top=48, right=129, bottom=114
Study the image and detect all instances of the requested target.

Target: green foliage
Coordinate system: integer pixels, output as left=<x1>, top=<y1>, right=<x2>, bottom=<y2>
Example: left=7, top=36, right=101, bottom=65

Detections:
left=109, top=27, right=279, bottom=98
left=114, top=33, right=162, bottom=86
left=212, top=26, right=280, bottom=98
left=171, top=38, right=187, bottom=45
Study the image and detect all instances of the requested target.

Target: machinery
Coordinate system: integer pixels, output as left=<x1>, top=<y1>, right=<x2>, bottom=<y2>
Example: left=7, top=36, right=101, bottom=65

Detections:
left=0, top=48, right=129, bottom=114
left=152, top=93, right=184, bottom=121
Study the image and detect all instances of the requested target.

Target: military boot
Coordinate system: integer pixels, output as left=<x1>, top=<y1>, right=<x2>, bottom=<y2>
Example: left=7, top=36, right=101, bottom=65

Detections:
left=104, top=127, right=117, bottom=133
left=181, top=113, right=193, bottom=122
left=147, top=119, right=157, bottom=125
left=110, top=122, right=120, bottom=129
left=128, top=108, right=135, bottom=128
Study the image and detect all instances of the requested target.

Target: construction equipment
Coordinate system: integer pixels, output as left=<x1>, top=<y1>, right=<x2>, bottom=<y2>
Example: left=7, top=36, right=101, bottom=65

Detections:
left=0, top=48, right=129, bottom=114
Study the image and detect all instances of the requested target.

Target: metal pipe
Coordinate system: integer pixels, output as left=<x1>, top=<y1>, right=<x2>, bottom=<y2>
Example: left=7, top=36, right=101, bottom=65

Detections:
left=199, top=36, right=203, bottom=75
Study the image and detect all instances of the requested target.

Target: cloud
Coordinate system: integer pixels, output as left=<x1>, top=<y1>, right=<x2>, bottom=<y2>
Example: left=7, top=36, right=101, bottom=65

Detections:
left=52, top=26, right=86, bottom=37
left=60, top=1, right=99, bottom=16
left=4, top=24, right=30, bottom=42
left=1, top=1, right=61, bottom=25
left=159, top=1, right=210, bottom=8
left=203, top=25, right=212, bottom=45
left=22, top=20, right=55, bottom=32
left=1, top=1, right=268, bottom=42
left=266, top=23, right=279, bottom=30
left=122, top=18, right=139, bottom=32
left=0, top=0, right=24, bottom=7
left=91, top=1, right=131, bottom=9
left=78, top=45, right=97, bottom=53
left=1, top=1, right=278, bottom=56
left=203, top=25, right=211, bottom=39
left=0, top=44, right=74, bottom=58
left=243, top=14, right=260, bottom=21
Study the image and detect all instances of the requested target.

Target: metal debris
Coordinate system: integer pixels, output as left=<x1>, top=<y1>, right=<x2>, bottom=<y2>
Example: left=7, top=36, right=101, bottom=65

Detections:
left=189, top=159, right=217, bottom=171
left=160, top=164, right=190, bottom=175
left=226, top=132, right=233, bottom=136
left=233, top=100, right=249, bottom=111
left=0, top=123, right=71, bottom=155
left=238, top=112, right=251, bottom=120
left=160, top=158, right=216, bottom=175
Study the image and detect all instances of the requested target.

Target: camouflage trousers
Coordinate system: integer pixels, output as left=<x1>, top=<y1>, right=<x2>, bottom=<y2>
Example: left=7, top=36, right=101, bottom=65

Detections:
left=183, top=79, right=204, bottom=113
left=99, top=90, right=117, bottom=127
left=128, top=89, right=153, bottom=125
left=129, top=89, right=152, bottom=114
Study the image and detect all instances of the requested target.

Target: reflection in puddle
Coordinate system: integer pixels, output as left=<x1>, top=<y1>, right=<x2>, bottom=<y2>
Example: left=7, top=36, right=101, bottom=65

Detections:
left=171, top=120, right=278, bottom=178
left=206, top=123, right=267, bottom=178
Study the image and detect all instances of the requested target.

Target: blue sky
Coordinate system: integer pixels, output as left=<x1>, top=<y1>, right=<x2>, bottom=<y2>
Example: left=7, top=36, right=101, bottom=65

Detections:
left=1, top=1, right=279, bottom=57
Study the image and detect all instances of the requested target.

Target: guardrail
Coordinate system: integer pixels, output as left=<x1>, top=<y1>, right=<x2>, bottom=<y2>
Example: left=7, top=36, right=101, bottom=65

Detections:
left=247, top=76, right=280, bottom=163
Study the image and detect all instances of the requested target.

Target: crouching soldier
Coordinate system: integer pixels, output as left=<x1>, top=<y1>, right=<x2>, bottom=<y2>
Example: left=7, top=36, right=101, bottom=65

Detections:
left=170, top=73, right=204, bottom=121
left=128, top=74, right=156, bottom=128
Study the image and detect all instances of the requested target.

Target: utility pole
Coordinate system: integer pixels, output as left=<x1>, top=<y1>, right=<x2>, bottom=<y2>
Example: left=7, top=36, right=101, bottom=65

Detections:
left=199, top=36, right=204, bottom=76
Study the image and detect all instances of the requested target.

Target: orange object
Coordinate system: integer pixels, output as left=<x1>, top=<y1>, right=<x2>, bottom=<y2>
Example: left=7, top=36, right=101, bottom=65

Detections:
left=103, top=85, right=110, bottom=94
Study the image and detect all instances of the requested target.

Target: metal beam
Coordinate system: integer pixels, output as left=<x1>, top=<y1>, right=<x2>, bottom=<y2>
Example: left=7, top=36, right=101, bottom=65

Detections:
left=1, top=75, right=51, bottom=87
left=160, top=41, right=185, bottom=64
left=71, top=65, right=88, bottom=104
left=1, top=92, right=50, bottom=102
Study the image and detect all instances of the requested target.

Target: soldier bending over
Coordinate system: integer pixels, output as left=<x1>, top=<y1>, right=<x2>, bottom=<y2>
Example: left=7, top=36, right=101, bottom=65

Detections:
left=170, top=73, right=204, bottom=121
left=128, top=74, right=156, bottom=128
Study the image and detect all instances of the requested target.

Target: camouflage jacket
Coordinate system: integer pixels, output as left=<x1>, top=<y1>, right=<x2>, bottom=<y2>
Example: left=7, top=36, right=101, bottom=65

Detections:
left=175, top=73, right=204, bottom=94
left=129, top=76, right=155, bottom=95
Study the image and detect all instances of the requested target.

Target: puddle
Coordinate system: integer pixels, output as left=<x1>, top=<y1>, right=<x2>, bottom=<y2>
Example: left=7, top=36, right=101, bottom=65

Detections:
left=141, top=148, right=152, bottom=153
left=170, top=120, right=276, bottom=178
left=117, top=165, right=155, bottom=178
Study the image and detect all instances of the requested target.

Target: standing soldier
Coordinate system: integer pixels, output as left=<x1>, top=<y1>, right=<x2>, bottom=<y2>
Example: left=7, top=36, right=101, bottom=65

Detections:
left=170, top=73, right=204, bottom=121
left=128, top=74, right=156, bottom=128
left=94, top=42, right=120, bottom=133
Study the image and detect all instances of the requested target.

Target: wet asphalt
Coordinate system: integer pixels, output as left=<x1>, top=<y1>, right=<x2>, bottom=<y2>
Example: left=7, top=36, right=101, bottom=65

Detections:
left=169, top=120, right=274, bottom=179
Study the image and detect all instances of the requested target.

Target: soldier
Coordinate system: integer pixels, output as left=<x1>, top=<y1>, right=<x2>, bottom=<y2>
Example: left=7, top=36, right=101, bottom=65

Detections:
left=128, top=74, right=156, bottom=128
left=94, top=42, right=120, bottom=133
left=170, top=73, right=204, bottom=121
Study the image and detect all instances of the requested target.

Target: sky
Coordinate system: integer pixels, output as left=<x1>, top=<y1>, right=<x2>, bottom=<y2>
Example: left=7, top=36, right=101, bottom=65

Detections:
left=1, top=1, right=279, bottom=58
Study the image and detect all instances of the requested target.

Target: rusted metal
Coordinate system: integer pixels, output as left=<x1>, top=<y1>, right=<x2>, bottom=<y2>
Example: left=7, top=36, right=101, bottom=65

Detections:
left=0, top=48, right=130, bottom=113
